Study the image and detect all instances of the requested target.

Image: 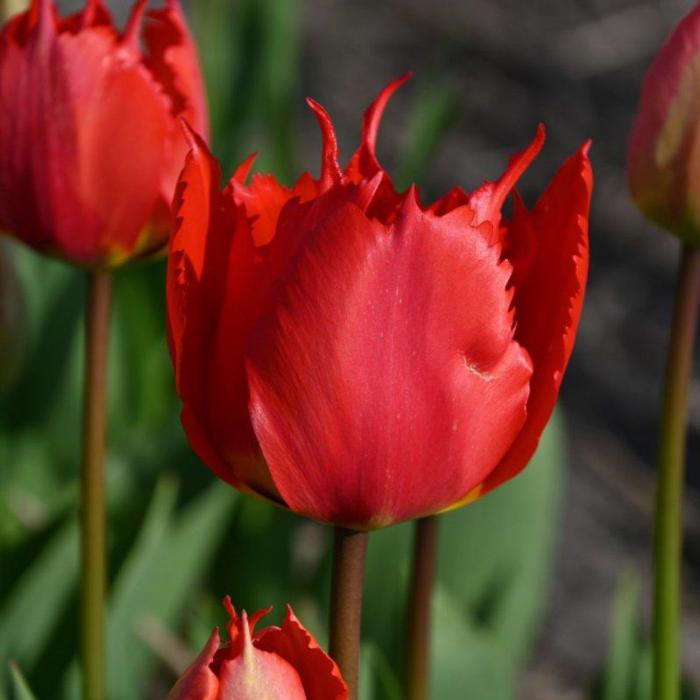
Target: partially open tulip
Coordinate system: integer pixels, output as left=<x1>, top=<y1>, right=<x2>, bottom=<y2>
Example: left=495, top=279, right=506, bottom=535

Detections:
left=167, top=76, right=592, bottom=529
left=629, top=3, right=700, bottom=244
left=167, top=597, right=348, bottom=700
left=0, top=0, right=208, bottom=268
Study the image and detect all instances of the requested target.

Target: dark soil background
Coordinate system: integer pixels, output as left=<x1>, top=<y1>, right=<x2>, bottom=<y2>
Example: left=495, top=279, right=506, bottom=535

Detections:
left=295, top=1, right=700, bottom=696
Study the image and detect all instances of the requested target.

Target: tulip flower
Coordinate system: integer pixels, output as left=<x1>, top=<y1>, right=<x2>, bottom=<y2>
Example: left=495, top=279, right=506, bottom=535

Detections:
left=628, top=5, right=700, bottom=699
left=0, top=0, right=208, bottom=268
left=628, top=3, right=700, bottom=246
left=168, top=75, right=592, bottom=531
left=167, top=597, right=348, bottom=700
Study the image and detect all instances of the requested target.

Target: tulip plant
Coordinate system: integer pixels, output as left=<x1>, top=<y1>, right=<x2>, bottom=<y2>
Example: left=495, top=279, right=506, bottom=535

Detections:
left=629, top=5, right=700, bottom=699
left=0, top=0, right=699, bottom=699
left=0, top=0, right=208, bottom=697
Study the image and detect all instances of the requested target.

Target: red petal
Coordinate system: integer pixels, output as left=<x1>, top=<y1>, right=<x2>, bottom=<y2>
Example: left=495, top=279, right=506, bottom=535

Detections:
left=231, top=174, right=298, bottom=246
left=245, top=192, right=533, bottom=528
left=0, top=19, right=170, bottom=267
left=202, top=177, right=352, bottom=501
left=218, top=611, right=307, bottom=700
left=120, top=0, right=147, bottom=53
left=256, top=606, right=349, bottom=700
left=481, top=143, right=592, bottom=493
left=167, top=129, right=256, bottom=491
left=345, top=73, right=411, bottom=182
left=166, top=628, right=220, bottom=700
left=306, top=97, right=342, bottom=189
left=60, top=0, right=113, bottom=33
left=143, top=0, right=209, bottom=205
left=169, top=134, right=285, bottom=500
left=220, top=596, right=272, bottom=657
left=468, top=125, right=546, bottom=233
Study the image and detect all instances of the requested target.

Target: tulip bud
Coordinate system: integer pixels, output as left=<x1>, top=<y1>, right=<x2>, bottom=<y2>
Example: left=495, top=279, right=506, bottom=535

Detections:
left=168, top=77, right=592, bottom=529
left=0, top=0, right=208, bottom=268
left=628, top=4, right=700, bottom=244
left=167, top=597, right=348, bottom=700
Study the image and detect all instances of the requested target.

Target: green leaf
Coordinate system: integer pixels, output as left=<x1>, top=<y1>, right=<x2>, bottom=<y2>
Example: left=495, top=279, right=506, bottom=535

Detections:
left=360, top=643, right=403, bottom=700
left=431, top=586, right=512, bottom=700
left=7, top=662, right=37, bottom=700
left=437, top=413, right=565, bottom=667
left=104, top=479, right=237, bottom=700
left=601, top=570, right=641, bottom=700
left=0, top=519, right=78, bottom=668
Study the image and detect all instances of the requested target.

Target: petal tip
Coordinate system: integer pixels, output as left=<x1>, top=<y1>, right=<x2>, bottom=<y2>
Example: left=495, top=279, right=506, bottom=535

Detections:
left=306, top=97, right=342, bottom=187
left=121, top=0, right=148, bottom=51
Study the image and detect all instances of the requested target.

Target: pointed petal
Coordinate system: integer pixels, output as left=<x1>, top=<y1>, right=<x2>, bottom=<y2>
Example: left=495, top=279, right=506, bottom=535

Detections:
left=480, top=143, right=592, bottom=494
left=31, top=0, right=55, bottom=36
left=233, top=152, right=257, bottom=184
left=469, top=125, right=546, bottom=230
left=166, top=628, right=220, bottom=700
left=245, top=194, right=533, bottom=528
left=306, top=97, right=342, bottom=189
left=256, top=606, right=349, bottom=700
left=79, top=0, right=111, bottom=29
left=59, top=0, right=113, bottom=34
left=345, top=73, right=411, bottom=181
left=218, top=610, right=306, bottom=700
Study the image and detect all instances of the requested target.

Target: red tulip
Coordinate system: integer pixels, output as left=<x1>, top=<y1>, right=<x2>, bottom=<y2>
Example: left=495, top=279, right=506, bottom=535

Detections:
left=167, top=597, right=348, bottom=700
left=0, top=0, right=208, bottom=268
left=167, top=76, right=592, bottom=529
left=628, top=3, right=700, bottom=244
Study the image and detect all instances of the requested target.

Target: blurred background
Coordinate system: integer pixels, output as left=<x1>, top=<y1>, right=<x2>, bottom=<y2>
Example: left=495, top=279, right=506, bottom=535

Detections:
left=2, top=0, right=700, bottom=698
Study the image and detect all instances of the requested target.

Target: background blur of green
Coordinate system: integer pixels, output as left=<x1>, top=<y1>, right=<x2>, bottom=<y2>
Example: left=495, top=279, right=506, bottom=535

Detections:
left=1, top=0, right=696, bottom=698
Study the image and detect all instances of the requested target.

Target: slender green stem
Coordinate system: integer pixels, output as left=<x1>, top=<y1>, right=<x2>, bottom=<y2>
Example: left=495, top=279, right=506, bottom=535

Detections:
left=329, top=527, right=369, bottom=700
left=81, top=271, right=112, bottom=700
left=405, top=515, right=439, bottom=700
left=653, top=244, right=700, bottom=700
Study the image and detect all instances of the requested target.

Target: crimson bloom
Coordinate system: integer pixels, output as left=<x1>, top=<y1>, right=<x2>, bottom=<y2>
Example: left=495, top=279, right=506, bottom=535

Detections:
left=628, top=3, right=700, bottom=244
left=0, top=0, right=208, bottom=268
left=167, top=597, right=348, bottom=700
left=168, top=76, right=592, bottom=530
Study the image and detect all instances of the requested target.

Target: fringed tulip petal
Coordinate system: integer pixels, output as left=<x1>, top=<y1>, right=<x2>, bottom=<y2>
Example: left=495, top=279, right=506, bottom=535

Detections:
left=481, top=143, right=593, bottom=494
left=143, top=0, right=209, bottom=208
left=167, top=130, right=276, bottom=497
left=256, top=607, right=349, bottom=700
left=245, top=196, right=533, bottom=528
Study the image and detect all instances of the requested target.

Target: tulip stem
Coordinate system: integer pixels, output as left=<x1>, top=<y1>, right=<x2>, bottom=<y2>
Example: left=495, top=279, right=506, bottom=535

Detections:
left=329, top=527, right=369, bottom=700
left=405, top=515, right=439, bottom=700
left=81, top=271, right=112, bottom=700
left=653, top=244, right=700, bottom=700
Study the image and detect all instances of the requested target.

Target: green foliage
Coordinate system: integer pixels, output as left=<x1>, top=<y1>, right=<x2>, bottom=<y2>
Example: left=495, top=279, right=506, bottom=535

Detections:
left=595, top=571, right=699, bottom=700
left=7, top=663, right=37, bottom=700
